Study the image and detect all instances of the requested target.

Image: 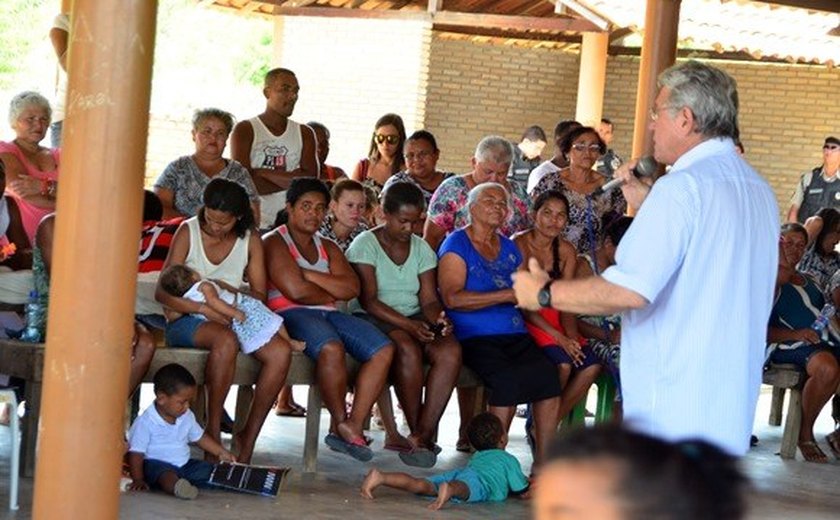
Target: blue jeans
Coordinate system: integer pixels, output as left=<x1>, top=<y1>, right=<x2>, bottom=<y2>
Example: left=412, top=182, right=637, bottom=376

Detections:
left=143, top=458, right=213, bottom=488
left=279, top=307, right=391, bottom=362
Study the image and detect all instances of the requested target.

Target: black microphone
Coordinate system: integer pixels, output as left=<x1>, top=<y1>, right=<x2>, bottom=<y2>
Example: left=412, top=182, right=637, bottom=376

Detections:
left=593, top=156, right=658, bottom=196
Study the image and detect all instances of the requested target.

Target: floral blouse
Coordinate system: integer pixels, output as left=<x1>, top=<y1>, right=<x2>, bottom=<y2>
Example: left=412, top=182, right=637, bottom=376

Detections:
left=426, top=175, right=532, bottom=237
left=798, top=248, right=840, bottom=298
left=531, top=171, right=626, bottom=255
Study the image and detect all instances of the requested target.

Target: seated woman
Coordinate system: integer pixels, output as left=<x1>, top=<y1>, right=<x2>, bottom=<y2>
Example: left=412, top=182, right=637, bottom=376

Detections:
left=766, top=223, right=840, bottom=463
left=438, top=182, right=561, bottom=467
left=351, top=113, right=406, bottom=195
left=154, top=108, right=260, bottom=222
left=36, top=214, right=155, bottom=398
left=318, top=179, right=369, bottom=251
left=155, top=178, right=292, bottom=463
left=513, top=190, right=601, bottom=421
left=263, top=178, right=394, bottom=462
left=347, top=181, right=461, bottom=467
left=798, top=207, right=840, bottom=297
left=0, top=91, right=59, bottom=245
left=0, top=158, right=31, bottom=270
left=574, top=216, right=634, bottom=386
left=382, top=130, right=454, bottom=208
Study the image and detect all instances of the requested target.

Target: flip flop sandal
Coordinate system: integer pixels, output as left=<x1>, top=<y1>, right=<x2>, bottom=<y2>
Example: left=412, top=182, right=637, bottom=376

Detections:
left=384, top=442, right=414, bottom=453
left=275, top=406, right=306, bottom=418
left=325, top=433, right=373, bottom=462
left=798, top=440, right=828, bottom=463
left=455, top=438, right=474, bottom=453
left=398, top=447, right=437, bottom=468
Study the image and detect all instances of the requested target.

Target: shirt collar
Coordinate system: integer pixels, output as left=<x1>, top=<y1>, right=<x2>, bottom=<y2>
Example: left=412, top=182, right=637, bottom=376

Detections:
left=671, top=137, right=734, bottom=172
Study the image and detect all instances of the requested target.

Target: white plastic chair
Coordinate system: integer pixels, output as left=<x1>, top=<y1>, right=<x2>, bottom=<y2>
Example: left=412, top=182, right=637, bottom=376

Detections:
left=0, top=389, right=19, bottom=510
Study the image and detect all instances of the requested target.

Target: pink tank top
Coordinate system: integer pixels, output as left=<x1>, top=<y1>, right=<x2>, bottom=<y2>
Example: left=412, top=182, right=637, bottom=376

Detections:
left=0, top=141, right=60, bottom=243
left=266, top=224, right=335, bottom=312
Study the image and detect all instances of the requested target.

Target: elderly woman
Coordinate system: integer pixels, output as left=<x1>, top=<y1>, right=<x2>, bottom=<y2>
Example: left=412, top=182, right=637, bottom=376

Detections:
left=424, top=135, right=531, bottom=252
left=351, top=113, right=406, bottom=194
left=767, top=223, right=840, bottom=463
left=318, top=179, right=369, bottom=251
left=0, top=91, right=59, bottom=244
left=155, top=178, right=292, bottom=464
left=154, top=108, right=260, bottom=221
left=514, top=190, right=602, bottom=422
left=798, top=207, right=840, bottom=296
left=347, top=181, right=461, bottom=467
left=438, top=182, right=561, bottom=467
left=531, top=125, right=626, bottom=255
left=382, top=130, right=454, bottom=208
left=264, top=178, right=394, bottom=462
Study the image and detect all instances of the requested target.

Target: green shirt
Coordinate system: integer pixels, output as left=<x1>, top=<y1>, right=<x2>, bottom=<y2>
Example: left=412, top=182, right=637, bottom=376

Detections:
left=345, top=230, right=437, bottom=317
left=468, top=449, right=529, bottom=501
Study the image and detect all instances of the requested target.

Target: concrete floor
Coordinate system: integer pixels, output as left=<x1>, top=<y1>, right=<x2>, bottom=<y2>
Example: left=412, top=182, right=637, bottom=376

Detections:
left=1, top=386, right=839, bottom=519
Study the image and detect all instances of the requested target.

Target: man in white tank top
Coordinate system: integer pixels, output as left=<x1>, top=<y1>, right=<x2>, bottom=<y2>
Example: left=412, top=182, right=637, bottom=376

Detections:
left=231, top=68, right=319, bottom=229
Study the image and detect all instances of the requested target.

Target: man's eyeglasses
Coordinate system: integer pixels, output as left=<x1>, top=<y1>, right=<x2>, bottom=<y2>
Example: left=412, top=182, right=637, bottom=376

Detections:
left=649, top=106, right=673, bottom=122
left=374, top=133, right=400, bottom=145
left=571, top=143, right=602, bottom=153
left=824, top=144, right=840, bottom=152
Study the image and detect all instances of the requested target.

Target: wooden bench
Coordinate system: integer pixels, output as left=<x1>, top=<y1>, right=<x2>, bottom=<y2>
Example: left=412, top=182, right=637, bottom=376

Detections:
left=762, top=363, right=806, bottom=459
left=0, top=340, right=484, bottom=476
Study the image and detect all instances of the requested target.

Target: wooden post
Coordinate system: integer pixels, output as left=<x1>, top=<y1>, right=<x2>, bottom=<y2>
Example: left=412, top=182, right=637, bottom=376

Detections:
left=630, top=0, right=681, bottom=160
left=32, top=0, right=157, bottom=518
left=575, top=32, right=609, bottom=128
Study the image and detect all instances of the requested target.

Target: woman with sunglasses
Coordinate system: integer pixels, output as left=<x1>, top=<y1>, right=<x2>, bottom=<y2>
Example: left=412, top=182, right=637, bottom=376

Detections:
left=351, top=113, right=406, bottom=195
left=530, top=126, right=626, bottom=255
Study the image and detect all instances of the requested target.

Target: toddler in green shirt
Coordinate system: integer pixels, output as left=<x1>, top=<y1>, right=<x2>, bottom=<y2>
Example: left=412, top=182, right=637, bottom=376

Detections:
left=360, top=412, right=529, bottom=510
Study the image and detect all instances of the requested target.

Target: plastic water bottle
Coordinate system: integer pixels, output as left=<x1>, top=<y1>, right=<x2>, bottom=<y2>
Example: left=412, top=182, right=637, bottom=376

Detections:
left=811, top=304, right=835, bottom=333
left=20, top=290, right=45, bottom=343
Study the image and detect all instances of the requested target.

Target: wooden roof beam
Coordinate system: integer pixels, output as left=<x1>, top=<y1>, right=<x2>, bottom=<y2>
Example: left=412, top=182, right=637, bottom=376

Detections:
left=250, top=2, right=605, bottom=32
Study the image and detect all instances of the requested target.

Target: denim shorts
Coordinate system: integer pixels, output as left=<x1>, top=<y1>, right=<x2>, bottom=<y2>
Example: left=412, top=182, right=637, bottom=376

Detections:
left=164, top=315, right=206, bottom=348
left=426, top=467, right=487, bottom=503
left=769, top=343, right=840, bottom=371
left=279, top=307, right=391, bottom=362
left=144, top=458, right=213, bottom=488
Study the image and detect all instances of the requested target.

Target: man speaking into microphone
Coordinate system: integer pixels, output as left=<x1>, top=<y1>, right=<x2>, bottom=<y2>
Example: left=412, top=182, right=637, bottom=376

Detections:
left=513, top=61, right=779, bottom=456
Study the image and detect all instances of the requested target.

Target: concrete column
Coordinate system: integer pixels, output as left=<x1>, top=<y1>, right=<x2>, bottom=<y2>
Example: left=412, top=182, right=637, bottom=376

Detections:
left=631, top=0, right=681, bottom=160
left=575, top=32, right=609, bottom=128
left=32, top=0, right=157, bottom=518
left=273, top=16, right=285, bottom=65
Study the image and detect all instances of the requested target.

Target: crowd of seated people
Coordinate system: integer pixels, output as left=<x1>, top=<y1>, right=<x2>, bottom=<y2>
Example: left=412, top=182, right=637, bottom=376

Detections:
left=2, top=71, right=839, bottom=497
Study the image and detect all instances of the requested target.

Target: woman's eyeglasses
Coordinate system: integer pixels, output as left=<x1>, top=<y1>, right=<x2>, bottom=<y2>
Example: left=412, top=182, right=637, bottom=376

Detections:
left=374, top=133, right=400, bottom=145
left=571, top=143, right=602, bottom=153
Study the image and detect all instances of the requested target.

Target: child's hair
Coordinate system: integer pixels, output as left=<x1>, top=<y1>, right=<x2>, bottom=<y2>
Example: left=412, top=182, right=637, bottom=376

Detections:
left=159, top=265, right=199, bottom=297
left=363, top=185, right=380, bottom=212
left=604, top=216, right=634, bottom=246
left=547, top=425, right=747, bottom=520
left=467, top=412, right=505, bottom=451
left=153, top=363, right=197, bottom=396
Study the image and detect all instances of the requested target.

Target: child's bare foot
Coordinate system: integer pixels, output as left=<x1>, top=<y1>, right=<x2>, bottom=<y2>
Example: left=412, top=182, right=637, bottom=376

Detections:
left=428, top=482, right=454, bottom=510
left=360, top=468, right=383, bottom=499
left=290, top=339, right=306, bottom=352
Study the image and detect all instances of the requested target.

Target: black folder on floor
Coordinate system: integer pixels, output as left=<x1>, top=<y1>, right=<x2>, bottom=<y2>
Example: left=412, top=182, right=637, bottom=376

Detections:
left=209, top=462, right=290, bottom=496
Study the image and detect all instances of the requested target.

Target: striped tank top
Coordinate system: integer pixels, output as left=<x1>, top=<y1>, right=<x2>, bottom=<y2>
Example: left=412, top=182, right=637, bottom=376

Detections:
left=266, top=224, right=335, bottom=312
